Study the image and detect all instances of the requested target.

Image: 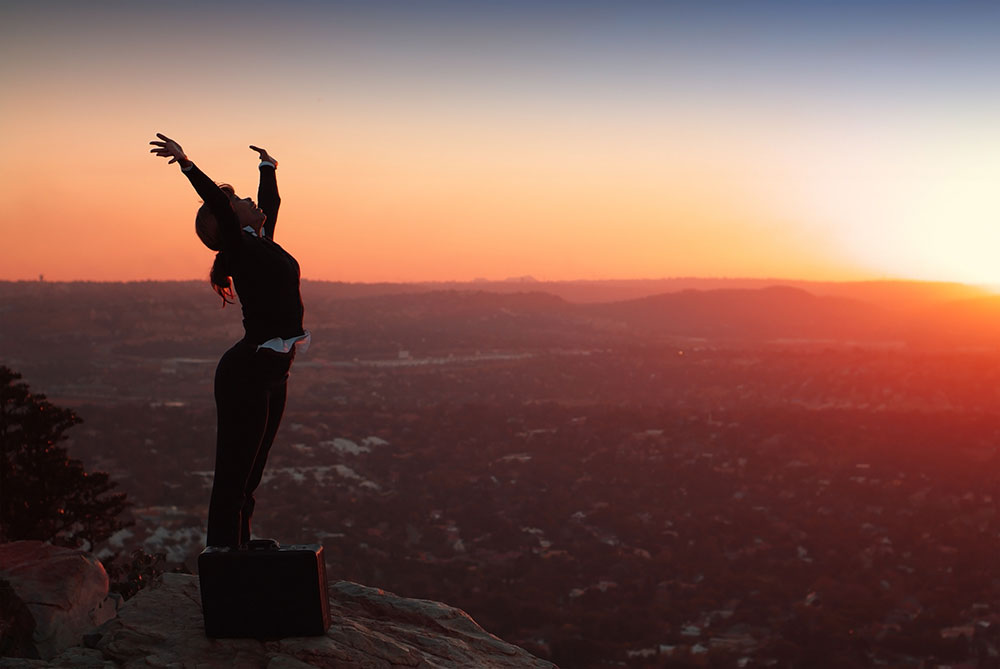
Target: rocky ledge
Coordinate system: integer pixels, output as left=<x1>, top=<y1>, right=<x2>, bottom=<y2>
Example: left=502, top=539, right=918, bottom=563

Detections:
left=1, top=542, right=556, bottom=668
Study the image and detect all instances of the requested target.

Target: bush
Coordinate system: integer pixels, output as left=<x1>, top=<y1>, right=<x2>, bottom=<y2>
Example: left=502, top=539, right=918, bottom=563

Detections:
left=0, top=366, right=129, bottom=549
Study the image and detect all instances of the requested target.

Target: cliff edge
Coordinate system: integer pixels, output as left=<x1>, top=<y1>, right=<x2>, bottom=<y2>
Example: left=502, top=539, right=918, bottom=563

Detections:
left=1, top=542, right=556, bottom=668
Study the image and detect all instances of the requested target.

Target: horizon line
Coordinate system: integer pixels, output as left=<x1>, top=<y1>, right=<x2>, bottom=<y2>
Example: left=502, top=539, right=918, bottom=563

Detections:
left=1, top=276, right=994, bottom=289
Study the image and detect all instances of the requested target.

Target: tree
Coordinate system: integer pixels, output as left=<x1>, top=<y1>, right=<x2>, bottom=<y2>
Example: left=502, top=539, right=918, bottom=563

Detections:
left=0, top=366, right=128, bottom=549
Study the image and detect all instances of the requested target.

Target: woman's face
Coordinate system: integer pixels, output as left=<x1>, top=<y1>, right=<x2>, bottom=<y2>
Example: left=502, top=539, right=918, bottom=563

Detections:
left=229, top=194, right=266, bottom=233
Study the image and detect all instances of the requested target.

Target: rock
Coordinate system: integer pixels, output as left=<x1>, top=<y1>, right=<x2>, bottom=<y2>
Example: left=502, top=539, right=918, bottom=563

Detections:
left=1, top=546, right=555, bottom=669
left=1, top=577, right=37, bottom=658
left=0, top=542, right=118, bottom=661
left=0, top=647, right=113, bottom=669
left=87, top=573, right=556, bottom=668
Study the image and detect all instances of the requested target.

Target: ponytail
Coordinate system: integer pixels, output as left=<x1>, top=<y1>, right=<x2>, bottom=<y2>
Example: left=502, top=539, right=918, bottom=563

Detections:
left=195, top=185, right=241, bottom=306
left=210, top=252, right=234, bottom=307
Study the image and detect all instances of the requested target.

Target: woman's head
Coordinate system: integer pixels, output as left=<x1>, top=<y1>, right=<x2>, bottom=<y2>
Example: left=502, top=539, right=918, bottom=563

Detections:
left=194, top=183, right=267, bottom=251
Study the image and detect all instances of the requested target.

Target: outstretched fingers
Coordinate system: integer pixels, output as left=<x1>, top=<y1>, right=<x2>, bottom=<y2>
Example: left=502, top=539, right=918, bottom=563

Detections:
left=149, top=133, right=175, bottom=150
left=149, top=133, right=186, bottom=164
left=249, top=144, right=278, bottom=166
left=149, top=146, right=176, bottom=163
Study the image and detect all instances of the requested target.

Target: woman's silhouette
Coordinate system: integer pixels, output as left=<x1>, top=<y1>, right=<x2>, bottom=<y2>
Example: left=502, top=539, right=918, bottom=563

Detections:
left=150, top=133, right=309, bottom=548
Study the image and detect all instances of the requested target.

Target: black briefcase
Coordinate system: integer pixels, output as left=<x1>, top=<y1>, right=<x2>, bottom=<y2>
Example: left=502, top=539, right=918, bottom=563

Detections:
left=198, top=540, right=331, bottom=638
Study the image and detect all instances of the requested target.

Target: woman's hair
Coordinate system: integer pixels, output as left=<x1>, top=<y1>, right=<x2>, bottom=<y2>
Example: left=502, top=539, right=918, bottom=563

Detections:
left=195, top=183, right=237, bottom=306
left=210, top=252, right=234, bottom=306
left=195, top=203, right=222, bottom=251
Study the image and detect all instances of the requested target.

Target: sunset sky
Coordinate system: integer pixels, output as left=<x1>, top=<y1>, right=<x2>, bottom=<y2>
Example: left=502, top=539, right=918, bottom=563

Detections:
left=2, top=1, right=999, bottom=284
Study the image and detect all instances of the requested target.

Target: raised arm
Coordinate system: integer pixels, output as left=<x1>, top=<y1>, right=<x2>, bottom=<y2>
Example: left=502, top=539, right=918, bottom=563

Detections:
left=150, top=133, right=242, bottom=253
left=250, top=145, right=280, bottom=239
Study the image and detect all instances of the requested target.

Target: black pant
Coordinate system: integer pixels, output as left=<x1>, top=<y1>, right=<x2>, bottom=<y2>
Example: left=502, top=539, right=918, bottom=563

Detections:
left=206, top=339, right=294, bottom=547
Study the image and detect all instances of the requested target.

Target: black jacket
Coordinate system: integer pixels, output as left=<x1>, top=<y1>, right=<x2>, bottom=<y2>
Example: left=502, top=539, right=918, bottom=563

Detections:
left=184, top=163, right=305, bottom=344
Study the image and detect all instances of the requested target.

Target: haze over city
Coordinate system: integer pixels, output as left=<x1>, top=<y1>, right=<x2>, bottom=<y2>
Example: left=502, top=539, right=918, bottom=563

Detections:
left=3, top=0, right=999, bottom=285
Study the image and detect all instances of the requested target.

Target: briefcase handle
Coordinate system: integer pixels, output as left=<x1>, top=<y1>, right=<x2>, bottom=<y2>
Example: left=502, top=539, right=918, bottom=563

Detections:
left=243, top=538, right=280, bottom=551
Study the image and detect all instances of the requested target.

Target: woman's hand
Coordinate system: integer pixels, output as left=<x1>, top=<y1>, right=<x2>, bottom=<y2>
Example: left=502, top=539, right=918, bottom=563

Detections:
left=250, top=145, right=278, bottom=167
left=149, top=133, right=190, bottom=166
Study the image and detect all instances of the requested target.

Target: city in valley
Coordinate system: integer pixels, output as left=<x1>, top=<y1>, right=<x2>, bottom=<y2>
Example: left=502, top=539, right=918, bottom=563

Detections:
left=5, top=278, right=1000, bottom=667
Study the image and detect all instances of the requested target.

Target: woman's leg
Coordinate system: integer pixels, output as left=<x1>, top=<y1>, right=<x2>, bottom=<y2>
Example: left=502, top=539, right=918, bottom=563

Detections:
left=206, top=343, right=271, bottom=548
left=239, top=374, right=288, bottom=544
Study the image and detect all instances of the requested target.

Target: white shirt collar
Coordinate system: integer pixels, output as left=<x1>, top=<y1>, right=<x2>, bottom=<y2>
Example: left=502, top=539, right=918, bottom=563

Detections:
left=242, top=225, right=265, bottom=238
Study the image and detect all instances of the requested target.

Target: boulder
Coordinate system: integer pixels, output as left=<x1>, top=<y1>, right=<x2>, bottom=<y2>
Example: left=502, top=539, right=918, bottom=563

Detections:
left=0, top=542, right=117, bottom=661
left=86, top=573, right=556, bottom=668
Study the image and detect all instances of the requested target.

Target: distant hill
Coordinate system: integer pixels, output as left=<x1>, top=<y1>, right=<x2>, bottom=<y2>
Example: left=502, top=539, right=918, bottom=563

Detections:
left=583, top=285, right=890, bottom=341
left=3, top=279, right=1000, bottom=358
left=297, top=277, right=991, bottom=308
left=4, top=276, right=985, bottom=308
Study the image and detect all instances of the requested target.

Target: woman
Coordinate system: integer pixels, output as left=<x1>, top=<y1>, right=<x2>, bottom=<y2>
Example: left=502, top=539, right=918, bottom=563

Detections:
left=150, top=133, right=309, bottom=548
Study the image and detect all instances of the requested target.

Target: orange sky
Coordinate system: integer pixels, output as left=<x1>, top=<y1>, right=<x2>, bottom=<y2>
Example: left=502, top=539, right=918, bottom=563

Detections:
left=3, top=2, right=1000, bottom=284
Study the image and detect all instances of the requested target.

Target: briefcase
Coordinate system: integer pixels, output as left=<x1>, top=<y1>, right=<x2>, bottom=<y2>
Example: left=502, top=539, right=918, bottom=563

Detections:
left=198, top=540, right=331, bottom=638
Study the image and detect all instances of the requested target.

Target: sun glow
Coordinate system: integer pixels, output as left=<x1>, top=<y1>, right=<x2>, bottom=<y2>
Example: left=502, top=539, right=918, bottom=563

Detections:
left=831, top=153, right=1000, bottom=286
